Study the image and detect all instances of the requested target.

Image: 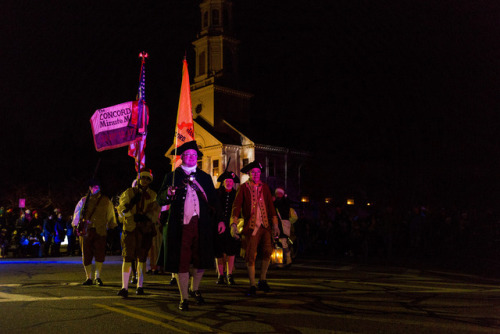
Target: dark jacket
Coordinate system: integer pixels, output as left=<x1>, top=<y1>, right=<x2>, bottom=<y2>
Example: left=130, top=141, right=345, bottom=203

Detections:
left=217, top=187, right=236, bottom=225
left=157, top=167, right=220, bottom=272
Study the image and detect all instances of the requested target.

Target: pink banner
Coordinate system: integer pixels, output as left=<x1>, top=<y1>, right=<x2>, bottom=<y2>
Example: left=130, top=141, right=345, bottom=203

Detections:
left=90, top=101, right=141, bottom=152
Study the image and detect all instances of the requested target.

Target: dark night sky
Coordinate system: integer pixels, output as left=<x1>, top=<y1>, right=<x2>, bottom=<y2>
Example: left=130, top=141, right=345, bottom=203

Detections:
left=2, top=0, right=500, bottom=210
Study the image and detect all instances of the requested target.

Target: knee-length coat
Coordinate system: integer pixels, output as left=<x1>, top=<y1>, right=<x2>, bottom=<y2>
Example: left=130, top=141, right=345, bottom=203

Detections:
left=156, top=167, right=220, bottom=272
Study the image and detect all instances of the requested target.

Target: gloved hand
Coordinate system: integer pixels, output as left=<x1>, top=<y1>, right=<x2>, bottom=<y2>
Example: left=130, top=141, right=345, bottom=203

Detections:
left=134, top=213, right=149, bottom=223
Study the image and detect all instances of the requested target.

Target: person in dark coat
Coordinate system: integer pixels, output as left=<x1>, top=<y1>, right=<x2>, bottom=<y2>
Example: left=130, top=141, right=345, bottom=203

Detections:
left=52, top=212, right=66, bottom=257
left=214, top=170, right=240, bottom=285
left=157, top=141, right=224, bottom=311
left=42, top=213, right=55, bottom=257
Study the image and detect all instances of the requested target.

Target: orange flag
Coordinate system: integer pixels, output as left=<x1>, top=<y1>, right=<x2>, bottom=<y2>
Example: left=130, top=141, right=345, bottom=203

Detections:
left=170, top=58, right=195, bottom=170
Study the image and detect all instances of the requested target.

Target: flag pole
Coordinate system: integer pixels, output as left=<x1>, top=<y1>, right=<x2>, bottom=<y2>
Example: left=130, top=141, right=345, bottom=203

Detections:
left=137, top=51, right=148, bottom=182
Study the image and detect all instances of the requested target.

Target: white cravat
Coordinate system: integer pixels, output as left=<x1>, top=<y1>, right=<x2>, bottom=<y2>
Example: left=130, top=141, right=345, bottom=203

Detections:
left=181, top=165, right=197, bottom=175
left=181, top=165, right=199, bottom=224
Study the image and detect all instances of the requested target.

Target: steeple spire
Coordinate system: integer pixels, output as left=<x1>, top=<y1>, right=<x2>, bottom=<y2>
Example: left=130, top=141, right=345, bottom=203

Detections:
left=192, top=0, right=239, bottom=88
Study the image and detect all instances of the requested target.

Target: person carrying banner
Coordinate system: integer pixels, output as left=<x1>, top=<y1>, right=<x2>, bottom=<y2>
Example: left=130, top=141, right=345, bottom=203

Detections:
left=157, top=141, right=224, bottom=311
left=72, top=179, right=117, bottom=286
left=116, top=169, right=160, bottom=298
left=231, top=161, right=279, bottom=296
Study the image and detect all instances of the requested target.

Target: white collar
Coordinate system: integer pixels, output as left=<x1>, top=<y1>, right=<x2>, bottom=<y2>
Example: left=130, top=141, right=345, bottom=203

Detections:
left=181, top=165, right=197, bottom=175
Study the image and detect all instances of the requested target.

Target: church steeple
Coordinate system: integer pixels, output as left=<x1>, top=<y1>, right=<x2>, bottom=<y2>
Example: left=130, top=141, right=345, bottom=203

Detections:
left=192, top=0, right=239, bottom=89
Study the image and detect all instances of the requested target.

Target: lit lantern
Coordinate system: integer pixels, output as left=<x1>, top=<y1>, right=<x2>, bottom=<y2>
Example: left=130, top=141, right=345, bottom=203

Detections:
left=325, top=197, right=333, bottom=204
left=301, top=196, right=310, bottom=203
left=347, top=198, right=355, bottom=205
left=270, top=246, right=283, bottom=264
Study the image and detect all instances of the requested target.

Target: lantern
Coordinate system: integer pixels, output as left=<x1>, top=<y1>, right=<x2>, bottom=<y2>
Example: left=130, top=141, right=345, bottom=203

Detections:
left=270, top=246, right=283, bottom=265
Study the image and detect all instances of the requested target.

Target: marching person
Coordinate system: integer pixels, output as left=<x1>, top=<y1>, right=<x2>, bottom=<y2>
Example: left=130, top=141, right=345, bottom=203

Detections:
left=214, top=170, right=240, bottom=285
left=231, top=161, right=279, bottom=296
left=72, top=179, right=117, bottom=286
left=273, top=187, right=297, bottom=268
left=116, top=169, right=160, bottom=298
left=157, top=140, right=224, bottom=311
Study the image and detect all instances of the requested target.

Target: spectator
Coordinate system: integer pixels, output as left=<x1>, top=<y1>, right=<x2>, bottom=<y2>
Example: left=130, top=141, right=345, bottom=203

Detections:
left=42, top=213, right=55, bottom=257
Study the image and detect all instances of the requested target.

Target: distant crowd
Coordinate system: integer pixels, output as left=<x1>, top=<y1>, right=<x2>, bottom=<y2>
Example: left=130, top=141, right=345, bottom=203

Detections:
left=0, top=206, right=121, bottom=259
left=2, top=203, right=499, bottom=269
left=293, top=203, right=500, bottom=268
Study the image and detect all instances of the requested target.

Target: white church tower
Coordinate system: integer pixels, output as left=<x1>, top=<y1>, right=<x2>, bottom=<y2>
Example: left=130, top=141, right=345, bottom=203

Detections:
left=168, top=0, right=310, bottom=200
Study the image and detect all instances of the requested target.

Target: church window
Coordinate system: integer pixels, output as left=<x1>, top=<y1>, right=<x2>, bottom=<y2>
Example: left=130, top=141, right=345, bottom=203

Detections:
left=212, top=159, right=220, bottom=177
left=212, top=9, right=220, bottom=26
left=203, top=11, right=208, bottom=28
left=199, top=51, right=206, bottom=75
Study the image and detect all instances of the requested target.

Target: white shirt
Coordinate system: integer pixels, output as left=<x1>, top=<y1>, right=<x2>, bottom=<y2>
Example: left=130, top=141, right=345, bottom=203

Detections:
left=181, top=165, right=199, bottom=225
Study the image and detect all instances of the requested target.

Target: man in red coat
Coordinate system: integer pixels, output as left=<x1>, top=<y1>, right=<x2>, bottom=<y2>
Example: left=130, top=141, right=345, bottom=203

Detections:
left=231, top=161, right=279, bottom=296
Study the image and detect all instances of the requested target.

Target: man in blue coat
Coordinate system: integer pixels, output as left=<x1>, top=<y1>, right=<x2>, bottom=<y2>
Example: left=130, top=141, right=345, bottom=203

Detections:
left=157, top=141, right=224, bottom=311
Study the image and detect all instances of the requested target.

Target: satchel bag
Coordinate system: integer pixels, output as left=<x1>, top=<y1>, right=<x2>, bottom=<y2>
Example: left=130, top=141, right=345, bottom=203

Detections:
left=76, top=196, right=102, bottom=237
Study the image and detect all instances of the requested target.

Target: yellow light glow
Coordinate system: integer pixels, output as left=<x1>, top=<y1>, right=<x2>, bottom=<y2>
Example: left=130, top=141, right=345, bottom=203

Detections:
left=301, top=196, right=310, bottom=203
left=325, top=197, right=333, bottom=204
left=270, top=247, right=283, bottom=264
left=347, top=199, right=355, bottom=205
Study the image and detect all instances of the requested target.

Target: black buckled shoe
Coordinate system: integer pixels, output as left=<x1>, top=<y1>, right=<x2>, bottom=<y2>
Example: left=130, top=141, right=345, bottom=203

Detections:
left=136, top=287, right=144, bottom=295
left=179, top=300, right=189, bottom=311
left=216, top=275, right=226, bottom=285
left=169, top=277, right=177, bottom=286
left=258, top=280, right=270, bottom=292
left=117, top=288, right=128, bottom=298
left=247, top=285, right=257, bottom=297
left=227, top=274, right=236, bottom=285
left=95, top=278, right=103, bottom=286
left=82, top=278, right=93, bottom=285
left=192, top=290, right=205, bottom=305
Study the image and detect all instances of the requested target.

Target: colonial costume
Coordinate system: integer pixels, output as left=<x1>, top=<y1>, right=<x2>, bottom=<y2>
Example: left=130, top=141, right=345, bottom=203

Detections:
left=157, top=141, right=221, bottom=311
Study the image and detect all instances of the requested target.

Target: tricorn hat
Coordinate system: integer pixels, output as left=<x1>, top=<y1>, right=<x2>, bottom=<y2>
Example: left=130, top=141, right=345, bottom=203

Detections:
left=217, top=171, right=240, bottom=183
left=170, top=140, right=203, bottom=157
left=240, top=161, right=263, bottom=174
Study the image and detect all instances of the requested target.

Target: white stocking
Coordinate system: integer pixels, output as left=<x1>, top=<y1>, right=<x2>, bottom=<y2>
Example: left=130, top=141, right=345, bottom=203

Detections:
left=122, top=262, right=132, bottom=290
left=137, top=262, right=145, bottom=288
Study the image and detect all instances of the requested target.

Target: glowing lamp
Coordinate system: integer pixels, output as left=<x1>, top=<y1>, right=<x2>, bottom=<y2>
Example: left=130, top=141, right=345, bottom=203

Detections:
left=301, top=196, right=310, bottom=203
left=325, top=197, right=333, bottom=204
left=347, top=198, right=355, bottom=205
left=270, top=246, right=283, bottom=264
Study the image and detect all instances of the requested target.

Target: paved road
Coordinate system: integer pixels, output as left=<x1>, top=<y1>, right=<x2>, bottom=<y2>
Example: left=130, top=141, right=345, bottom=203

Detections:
left=0, top=255, right=499, bottom=333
